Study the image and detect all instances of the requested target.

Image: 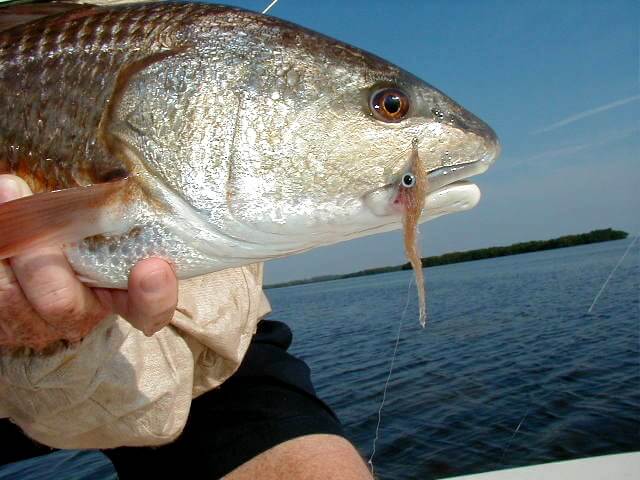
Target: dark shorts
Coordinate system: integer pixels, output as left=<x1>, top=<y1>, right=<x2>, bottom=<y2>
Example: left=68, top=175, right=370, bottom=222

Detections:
left=0, top=320, right=344, bottom=479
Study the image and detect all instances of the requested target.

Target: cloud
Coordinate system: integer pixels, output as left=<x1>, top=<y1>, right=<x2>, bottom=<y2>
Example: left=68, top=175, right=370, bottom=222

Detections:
left=532, top=94, right=640, bottom=134
left=511, top=127, right=639, bottom=167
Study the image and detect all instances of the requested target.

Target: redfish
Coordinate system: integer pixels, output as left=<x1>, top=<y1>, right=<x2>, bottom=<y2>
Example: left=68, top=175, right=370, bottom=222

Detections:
left=0, top=2, right=499, bottom=325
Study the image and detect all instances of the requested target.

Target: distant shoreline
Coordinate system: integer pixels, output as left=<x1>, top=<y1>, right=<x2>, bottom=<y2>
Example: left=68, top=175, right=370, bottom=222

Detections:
left=265, top=228, right=628, bottom=289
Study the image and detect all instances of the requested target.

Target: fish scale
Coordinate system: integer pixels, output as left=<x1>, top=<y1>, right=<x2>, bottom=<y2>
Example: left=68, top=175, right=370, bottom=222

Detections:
left=0, top=3, right=208, bottom=191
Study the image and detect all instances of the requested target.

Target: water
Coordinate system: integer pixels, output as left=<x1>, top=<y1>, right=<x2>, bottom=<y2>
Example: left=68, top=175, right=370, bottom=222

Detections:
left=1, top=239, right=638, bottom=479
left=266, top=238, right=640, bottom=478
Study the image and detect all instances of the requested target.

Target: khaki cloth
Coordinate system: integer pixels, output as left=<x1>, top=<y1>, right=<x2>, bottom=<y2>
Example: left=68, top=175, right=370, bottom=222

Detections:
left=0, top=263, right=271, bottom=449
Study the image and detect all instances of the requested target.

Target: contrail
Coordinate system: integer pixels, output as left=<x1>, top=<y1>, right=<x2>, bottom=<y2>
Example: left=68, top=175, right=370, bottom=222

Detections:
left=532, top=94, right=640, bottom=134
left=510, top=127, right=639, bottom=167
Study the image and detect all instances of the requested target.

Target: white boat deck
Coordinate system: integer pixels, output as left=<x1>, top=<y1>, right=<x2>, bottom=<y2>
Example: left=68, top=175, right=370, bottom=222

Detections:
left=446, top=452, right=640, bottom=480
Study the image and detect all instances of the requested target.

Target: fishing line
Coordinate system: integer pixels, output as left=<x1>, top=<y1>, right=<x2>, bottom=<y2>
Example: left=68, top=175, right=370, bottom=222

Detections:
left=262, top=0, right=279, bottom=14
left=587, top=235, right=638, bottom=314
left=368, top=276, right=413, bottom=475
left=498, top=406, right=530, bottom=466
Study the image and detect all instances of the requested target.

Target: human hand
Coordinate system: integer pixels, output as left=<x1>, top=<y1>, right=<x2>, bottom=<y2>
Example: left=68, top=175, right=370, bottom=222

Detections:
left=0, top=174, right=178, bottom=350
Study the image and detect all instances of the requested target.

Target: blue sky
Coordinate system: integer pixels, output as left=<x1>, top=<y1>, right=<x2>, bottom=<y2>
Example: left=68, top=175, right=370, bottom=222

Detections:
left=207, top=0, right=639, bottom=283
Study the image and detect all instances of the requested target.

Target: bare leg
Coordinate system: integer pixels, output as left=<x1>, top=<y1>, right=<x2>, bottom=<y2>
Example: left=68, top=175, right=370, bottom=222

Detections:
left=226, top=434, right=373, bottom=480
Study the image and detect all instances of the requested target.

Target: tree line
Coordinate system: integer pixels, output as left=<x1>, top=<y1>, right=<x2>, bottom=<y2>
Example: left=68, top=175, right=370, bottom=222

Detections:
left=265, top=228, right=629, bottom=289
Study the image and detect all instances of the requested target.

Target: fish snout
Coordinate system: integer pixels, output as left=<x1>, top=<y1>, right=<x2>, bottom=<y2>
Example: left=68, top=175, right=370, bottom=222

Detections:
left=478, top=122, right=501, bottom=166
left=450, top=106, right=501, bottom=166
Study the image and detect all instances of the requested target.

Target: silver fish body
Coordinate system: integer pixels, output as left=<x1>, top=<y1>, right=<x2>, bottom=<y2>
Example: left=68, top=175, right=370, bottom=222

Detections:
left=0, top=2, right=499, bottom=287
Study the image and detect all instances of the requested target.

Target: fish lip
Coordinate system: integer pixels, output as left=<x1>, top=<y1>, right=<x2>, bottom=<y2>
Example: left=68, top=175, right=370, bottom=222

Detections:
left=426, top=150, right=498, bottom=193
left=425, top=121, right=501, bottom=192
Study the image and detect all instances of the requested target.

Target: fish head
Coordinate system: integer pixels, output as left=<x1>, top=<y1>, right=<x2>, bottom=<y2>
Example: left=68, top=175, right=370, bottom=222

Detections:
left=113, top=8, right=499, bottom=256
left=218, top=20, right=501, bottom=247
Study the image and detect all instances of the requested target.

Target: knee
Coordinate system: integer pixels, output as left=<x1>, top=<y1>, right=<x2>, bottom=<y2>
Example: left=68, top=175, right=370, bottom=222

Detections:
left=226, top=434, right=373, bottom=480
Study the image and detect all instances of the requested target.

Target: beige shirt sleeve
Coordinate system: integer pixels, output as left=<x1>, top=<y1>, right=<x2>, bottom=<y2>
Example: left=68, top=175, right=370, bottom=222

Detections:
left=0, top=263, right=271, bottom=449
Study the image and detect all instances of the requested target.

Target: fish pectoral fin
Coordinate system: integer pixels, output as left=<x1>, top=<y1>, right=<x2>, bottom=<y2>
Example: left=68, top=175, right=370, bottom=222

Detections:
left=0, top=179, right=130, bottom=259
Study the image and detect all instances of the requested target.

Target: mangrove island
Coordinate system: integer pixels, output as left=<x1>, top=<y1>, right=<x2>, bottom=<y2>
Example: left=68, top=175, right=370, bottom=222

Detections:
left=265, top=228, right=629, bottom=289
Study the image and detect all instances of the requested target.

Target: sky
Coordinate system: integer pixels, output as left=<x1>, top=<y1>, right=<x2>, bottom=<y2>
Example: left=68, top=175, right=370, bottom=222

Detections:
left=206, top=0, right=639, bottom=284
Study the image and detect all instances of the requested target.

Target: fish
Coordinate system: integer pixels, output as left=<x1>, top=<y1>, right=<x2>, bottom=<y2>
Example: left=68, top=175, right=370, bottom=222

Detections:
left=0, top=2, right=500, bottom=324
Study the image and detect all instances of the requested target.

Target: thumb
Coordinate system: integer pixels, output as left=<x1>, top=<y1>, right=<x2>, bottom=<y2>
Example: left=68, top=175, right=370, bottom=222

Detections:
left=102, top=258, right=179, bottom=336
left=0, top=175, right=32, bottom=202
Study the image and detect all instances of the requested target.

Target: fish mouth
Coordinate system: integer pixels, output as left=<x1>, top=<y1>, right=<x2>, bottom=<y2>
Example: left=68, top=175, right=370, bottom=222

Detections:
left=359, top=178, right=480, bottom=239
left=362, top=145, right=498, bottom=230
left=420, top=155, right=494, bottom=220
left=427, top=147, right=497, bottom=193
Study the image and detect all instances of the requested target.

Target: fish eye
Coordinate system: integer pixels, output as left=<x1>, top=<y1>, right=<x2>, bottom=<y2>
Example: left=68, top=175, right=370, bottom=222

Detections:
left=401, top=173, right=416, bottom=188
left=369, top=88, right=410, bottom=122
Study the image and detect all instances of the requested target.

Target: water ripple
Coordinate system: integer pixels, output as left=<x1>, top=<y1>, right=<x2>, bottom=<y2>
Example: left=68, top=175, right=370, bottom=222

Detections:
left=268, top=239, right=640, bottom=479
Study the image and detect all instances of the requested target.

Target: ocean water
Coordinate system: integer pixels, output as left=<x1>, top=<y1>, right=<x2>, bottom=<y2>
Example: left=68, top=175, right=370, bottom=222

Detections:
left=269, top=238, right=640, bottom=479
left=1, top=239, right=638, bottom=479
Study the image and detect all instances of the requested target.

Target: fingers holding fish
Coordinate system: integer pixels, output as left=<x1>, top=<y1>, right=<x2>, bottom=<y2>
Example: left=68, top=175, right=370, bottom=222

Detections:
left=0, top=253, right=59, bottom=350
left=10, top=246, right=110, bottom=344
left=0, top=174, right=107, bottom=349
left=0, top=177, right=50, bottom=348
left=0, top=174, right=179, bottom=347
